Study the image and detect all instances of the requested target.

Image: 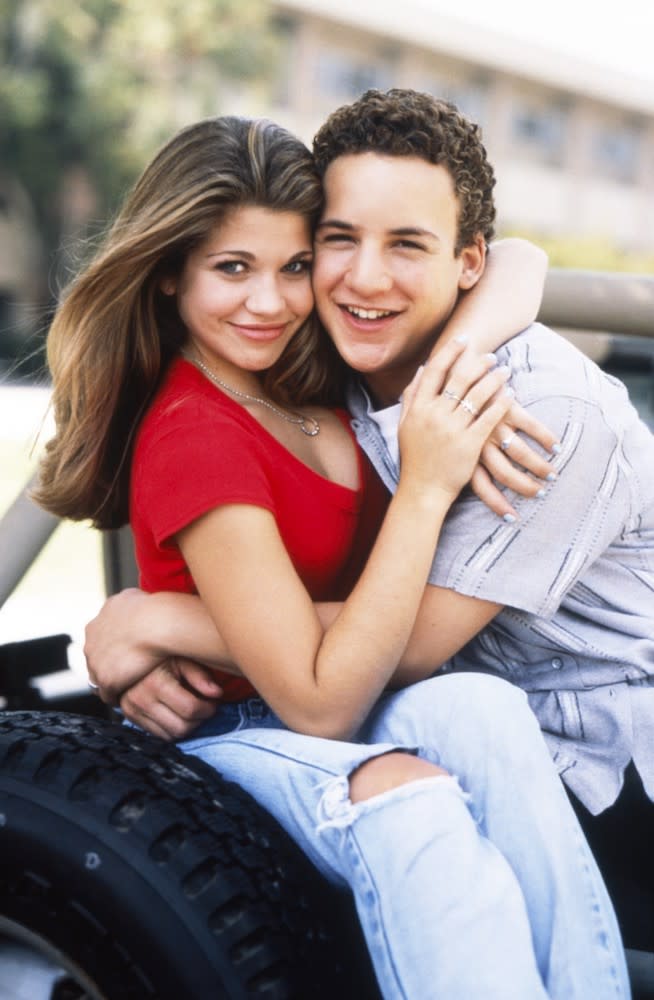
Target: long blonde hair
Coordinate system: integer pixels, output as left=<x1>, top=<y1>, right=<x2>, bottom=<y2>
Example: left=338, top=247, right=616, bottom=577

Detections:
left=35, top=117, right=343, bottom=529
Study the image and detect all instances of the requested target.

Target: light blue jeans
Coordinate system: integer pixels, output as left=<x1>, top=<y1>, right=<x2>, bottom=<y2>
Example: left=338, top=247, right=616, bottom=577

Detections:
left=180, top=672, right=629, bottom=999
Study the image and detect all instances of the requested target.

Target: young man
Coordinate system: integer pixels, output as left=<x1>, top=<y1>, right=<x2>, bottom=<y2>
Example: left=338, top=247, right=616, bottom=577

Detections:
left=309, top=88, right=654, bottom=946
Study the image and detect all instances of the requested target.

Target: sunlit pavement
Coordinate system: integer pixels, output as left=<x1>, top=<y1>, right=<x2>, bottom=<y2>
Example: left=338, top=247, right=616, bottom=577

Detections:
left=0, top=940, right=66, bottom=1000
left=0, top=381, right=104, bottom=677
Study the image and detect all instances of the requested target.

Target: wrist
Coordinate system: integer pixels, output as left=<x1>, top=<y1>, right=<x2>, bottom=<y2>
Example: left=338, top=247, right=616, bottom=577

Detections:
left=393, top=479, right=455, bottom=519
left=140, top=591, right=180, bottom=658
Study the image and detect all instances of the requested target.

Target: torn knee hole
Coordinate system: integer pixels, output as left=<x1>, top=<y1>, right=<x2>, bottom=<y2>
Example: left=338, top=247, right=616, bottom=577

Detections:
left=349, top=751, right=449, bottom=804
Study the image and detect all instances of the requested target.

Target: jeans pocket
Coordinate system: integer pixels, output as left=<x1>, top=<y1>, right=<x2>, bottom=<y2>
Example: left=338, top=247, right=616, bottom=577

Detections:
left=179, top=704, right=245, bottom=745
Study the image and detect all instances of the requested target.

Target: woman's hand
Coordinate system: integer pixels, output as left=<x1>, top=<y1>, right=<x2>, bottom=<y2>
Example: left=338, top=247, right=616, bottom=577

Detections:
left=398, top=340, right=513, bottom=503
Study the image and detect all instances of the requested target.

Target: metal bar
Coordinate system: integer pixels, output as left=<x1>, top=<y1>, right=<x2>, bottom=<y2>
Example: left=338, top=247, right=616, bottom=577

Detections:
left=103, top=525, right=139, bottom=595
left=0, top=474, right=60, bottom=610
left=540, top=270, right=654, bottom=337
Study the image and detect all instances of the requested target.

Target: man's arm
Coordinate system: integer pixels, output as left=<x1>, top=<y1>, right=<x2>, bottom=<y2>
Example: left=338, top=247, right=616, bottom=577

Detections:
left=427, top=237, right=556, bottom=518
left=435, top=237, right=548, bottom=353
left=84, top=588, right=239, bottom=704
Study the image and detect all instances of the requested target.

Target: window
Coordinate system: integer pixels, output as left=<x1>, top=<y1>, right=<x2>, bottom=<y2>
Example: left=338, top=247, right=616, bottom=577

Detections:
left=445, top=81, right=488, bottom=125
left=418, top=74, right=488, bottom=125
left=591, top=121, right=642, bottom=184
left=511, top=99, right=569, bottom=166
left=316, top=48, right=392, bottom=101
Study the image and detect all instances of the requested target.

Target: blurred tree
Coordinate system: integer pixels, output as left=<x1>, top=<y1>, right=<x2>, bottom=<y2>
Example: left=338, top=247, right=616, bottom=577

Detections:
left=0, top=0, right=281, bottom=356
left=504, top=230, right=654, bottom=275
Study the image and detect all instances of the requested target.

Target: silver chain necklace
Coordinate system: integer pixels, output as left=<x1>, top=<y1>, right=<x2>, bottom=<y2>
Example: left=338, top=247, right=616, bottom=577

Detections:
left=191, top=355, right=320, bottom=437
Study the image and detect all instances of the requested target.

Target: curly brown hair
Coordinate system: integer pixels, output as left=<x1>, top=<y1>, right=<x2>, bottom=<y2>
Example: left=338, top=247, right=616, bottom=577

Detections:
left=313, top=89, right=496, bottom=253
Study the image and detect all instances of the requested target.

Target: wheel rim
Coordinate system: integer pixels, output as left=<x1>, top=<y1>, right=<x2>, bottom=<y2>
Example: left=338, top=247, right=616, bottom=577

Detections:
left=0, top=916, right=105, bottom=1000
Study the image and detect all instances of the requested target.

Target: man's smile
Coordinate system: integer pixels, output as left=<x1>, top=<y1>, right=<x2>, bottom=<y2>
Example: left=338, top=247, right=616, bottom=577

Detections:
left=342, top=305, right=398, bottom=320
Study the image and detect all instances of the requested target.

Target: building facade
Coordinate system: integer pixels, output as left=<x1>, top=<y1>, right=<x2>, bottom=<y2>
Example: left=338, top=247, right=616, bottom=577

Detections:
left=265, top=0, right=654, bottom=255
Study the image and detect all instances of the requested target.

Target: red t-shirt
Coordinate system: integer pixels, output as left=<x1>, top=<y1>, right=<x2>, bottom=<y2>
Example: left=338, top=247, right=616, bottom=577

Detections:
left=130, top=358, right=389, bottom=701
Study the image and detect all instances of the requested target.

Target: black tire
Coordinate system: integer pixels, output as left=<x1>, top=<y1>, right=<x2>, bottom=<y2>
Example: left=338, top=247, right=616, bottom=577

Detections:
left=0, top=710, right=379, bottom=1000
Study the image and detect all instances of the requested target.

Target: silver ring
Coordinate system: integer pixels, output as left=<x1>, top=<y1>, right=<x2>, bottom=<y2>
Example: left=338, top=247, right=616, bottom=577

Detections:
left=459, top=398, right=479, bottom=416
left=500, top=434, right=516, bottom=451
left=88, top=679, right=100, bottom=692
left=443, top=388, right=463, bottom=404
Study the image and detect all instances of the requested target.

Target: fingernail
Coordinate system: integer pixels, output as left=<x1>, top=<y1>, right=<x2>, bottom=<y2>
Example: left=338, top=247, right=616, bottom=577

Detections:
left=504, top=387, right=515, bottom=398
left=546, top=472, right=557, bottom=482
left=551, top=442, right=562, bottom=454
left=497, top=364, right=511, bottom=375
left=503, top=513, right=517, bottom=523
left=536, top=488, right=546, bottom=499
left=486, top=352, right=497, bottom=366
left=454, top=334, right=469, bottom=344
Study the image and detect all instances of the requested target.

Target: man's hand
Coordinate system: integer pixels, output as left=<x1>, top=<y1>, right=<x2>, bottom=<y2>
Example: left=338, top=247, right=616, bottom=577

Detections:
left=120, top=658, right=224, bottom=741
left=419, top=346, right=559, bottom=520
left=85, top=588, right=168, bottom=704
left=86, top=588, right=242, bottom=706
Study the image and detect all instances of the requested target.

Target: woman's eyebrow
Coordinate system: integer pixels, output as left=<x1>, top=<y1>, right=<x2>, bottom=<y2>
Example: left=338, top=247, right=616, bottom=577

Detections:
left=205, top=249, right=256, bottom=259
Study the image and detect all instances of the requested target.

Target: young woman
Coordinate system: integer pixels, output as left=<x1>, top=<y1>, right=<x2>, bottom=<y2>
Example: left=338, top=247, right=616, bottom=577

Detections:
left=36, top=116, right=628, bottom=999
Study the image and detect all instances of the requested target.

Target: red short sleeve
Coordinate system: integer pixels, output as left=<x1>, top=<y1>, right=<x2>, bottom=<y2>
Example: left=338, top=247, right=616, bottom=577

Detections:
left=133, top=407, right=275, bottom=548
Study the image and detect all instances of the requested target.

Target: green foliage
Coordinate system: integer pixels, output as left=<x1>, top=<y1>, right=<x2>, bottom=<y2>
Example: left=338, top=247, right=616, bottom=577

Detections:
left=0, top=0, right=281, bottom=307
left=504, top=229, right=654, bottom=275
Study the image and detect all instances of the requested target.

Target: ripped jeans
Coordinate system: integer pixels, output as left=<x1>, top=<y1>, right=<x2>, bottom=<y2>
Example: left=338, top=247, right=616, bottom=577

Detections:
left=180, top=672, right=629, bottom=1000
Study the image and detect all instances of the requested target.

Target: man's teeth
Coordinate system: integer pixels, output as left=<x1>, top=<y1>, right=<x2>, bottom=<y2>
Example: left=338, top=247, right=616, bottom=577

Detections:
left=345, top=306, right=393, bottom=320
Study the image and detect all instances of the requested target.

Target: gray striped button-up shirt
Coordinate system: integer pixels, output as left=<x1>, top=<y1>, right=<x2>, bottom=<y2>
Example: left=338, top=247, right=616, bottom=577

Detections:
left=348, top=323, right=654, bottom=815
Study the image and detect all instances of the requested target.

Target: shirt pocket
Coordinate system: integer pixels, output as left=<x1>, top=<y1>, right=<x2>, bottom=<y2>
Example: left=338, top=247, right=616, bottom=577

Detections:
left=528, top=689, right=585, bottom=742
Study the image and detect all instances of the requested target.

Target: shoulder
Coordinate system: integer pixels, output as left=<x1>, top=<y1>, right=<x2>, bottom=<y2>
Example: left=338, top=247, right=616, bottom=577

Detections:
left=497, top=322, right=634, bottom=419
left=132, top=358, right=275, bottom=510
left=130, top=360, right=277, bottom=545
left=136, top=358, right=262, bottom=461
left=498, top=322, right=588, bottom=378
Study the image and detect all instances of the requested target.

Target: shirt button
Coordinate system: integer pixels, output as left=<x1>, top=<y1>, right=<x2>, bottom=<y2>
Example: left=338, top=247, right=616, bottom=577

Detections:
left=551, top=658, right=563, bottom=669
